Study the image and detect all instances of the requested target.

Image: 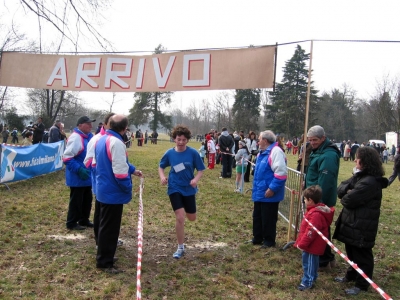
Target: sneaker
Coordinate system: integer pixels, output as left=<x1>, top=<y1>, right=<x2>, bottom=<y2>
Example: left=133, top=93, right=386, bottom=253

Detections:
left=345, top=287, right=364, bottom=295
left=334, top=277, right=351, bottom=283
left=234, top=189, right=240, bottom=193
left=173, top=248, right=184, bottom=259
left=297, top=284, right=314, bottom=291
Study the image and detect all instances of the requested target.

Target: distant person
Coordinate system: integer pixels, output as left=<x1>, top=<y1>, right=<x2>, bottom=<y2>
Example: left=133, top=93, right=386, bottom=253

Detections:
left=206, top=134, right=216, bottom=169
left=63, top=116, right=95, bottom=230
left=294, top=185, right=334, bottom=291
left=2, top=127, right=9, bottom=143
left=244, top=131, right=258, bottom=182
left=334, top=147, right=388, bottom=295
left=218, top=127, right=234, bottom=178
left=11, top=128, right=18, bottom=144
left=22, top=131, right=33, bottom=146
left=158, top=125, right=205, bottom=259
left=152, top=130, right=159, bottom=144
left=48, top=120, right=63, bottom=143
left=31, top=117, right=45, bottom=144
left=144, top=130, right=148, bottom=144
left=234, top=141, right=250, bottom=193
left=350, top=141, right=360, bottom=161
left=198, top=142, right=206, bottom=162
left=95, top=122, right=103, bottom=134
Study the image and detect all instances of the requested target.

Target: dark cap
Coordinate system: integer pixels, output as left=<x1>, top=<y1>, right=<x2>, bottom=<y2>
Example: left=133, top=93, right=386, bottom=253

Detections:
left=77, top=116, right=96, bottom=126
left=98, top=122, right=103, bottom=126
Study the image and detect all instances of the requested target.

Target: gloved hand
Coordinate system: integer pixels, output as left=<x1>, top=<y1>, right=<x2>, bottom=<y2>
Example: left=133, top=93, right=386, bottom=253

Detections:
left=78, top=167, right=90, bottom=180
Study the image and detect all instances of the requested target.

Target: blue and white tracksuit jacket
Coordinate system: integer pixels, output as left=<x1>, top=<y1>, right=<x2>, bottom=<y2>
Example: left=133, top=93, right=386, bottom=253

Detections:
left=95, top=129, right=136, bottom=204
left=252, top=142, right=287, bottom=202
left=63, top=128, right=93, bottom=187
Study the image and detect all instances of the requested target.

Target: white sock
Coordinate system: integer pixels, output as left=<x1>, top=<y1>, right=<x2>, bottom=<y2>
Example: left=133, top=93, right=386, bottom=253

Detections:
left=178, top=244, right=184, bottom=250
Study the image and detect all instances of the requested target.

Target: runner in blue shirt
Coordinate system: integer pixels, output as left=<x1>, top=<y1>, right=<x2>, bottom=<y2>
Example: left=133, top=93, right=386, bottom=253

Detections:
left=158, top=125, right=205, bottom=259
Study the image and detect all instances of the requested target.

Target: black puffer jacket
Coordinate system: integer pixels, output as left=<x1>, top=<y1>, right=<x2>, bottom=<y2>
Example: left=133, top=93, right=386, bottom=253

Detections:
left=333, top=171, right=388, bottom=248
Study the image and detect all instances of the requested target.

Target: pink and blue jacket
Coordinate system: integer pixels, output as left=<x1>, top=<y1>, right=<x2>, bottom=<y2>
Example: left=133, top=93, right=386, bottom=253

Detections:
left=252, top=142, right=287, bottom=202
left=95, top=129, right=135, bottom=204
left=63, top=128, right=93, bottom=187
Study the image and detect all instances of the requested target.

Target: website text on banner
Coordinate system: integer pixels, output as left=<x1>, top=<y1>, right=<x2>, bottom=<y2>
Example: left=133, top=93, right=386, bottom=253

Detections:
left=0, top=141, right=64, bottom=183
left=0, top=47, right=276, bottom=92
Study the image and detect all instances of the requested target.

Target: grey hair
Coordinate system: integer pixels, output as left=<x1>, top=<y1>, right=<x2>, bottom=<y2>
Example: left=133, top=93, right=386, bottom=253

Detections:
left=307, top=125, right=325, bottom=138
left=260, top=130, right=276, bottom=144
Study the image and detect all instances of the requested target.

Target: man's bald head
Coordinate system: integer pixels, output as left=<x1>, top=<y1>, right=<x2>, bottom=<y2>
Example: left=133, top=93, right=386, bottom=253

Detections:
left=110, top=114, right=128, bottom=133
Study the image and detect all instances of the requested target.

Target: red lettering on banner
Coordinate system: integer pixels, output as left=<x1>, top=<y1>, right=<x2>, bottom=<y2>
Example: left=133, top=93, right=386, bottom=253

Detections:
left=75, top=58, right=101, bottom=88
left=182, top=53, right=211, bottom=87
left=105, top=58, right=133, bottom=89
left=152, top=56, right=176, bottom=88
left=46, top=54, right=212, bottom=90
left=136, top=58, right=146, bottom=89
left=47, top=58, right=68, bottom=87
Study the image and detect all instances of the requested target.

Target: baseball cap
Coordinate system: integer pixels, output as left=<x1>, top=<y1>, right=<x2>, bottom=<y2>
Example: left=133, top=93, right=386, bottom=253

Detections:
left=77, top=116, right=96, bottom=126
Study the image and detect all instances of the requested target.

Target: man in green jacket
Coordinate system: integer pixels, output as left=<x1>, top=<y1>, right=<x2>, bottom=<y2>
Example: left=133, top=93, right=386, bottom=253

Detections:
left=305, top=125, right=340, bottom=268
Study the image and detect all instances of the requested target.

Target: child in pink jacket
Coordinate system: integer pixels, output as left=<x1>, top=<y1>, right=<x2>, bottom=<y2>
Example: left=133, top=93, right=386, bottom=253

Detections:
left=294, top=185, right=334, bottom=291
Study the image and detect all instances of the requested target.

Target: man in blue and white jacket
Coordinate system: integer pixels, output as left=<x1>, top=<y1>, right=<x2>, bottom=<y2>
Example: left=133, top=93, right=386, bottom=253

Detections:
left=84, top=112, right=115, bottom=245
left=251, top=130, right=287, bottom=248
left=63, top=116, right=95, bottom=230
left=94, top=114, right=143, bottom=273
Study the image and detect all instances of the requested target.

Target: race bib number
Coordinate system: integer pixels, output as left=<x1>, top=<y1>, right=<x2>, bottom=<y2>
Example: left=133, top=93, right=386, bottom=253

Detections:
left=173, top=162, right=185, bottom=173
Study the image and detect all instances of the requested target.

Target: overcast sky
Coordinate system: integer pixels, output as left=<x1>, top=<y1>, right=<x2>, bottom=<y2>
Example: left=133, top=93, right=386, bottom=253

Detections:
left=3, top=0, right=400, bottom=115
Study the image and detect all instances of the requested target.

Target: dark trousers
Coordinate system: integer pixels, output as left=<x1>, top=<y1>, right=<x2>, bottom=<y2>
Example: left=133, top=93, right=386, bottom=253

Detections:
left=253, top=201, right=279, bottom=246
left=344, top=244, right=373, bottom=291
left=244, top=155, right=252, bottom=182
left=96, top=202, right=123, bottom=268
left=319, top=227, right=335, bottom=267
left=66, top=186, right=92, bottom=228
left=93, top=199, right=100, bottom=245
left=221, top=152, right=232, bottom=178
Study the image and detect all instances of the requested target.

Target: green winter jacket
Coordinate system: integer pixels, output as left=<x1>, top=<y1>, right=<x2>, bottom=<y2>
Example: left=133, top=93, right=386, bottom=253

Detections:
left=305, top=138, right=341, bottom=207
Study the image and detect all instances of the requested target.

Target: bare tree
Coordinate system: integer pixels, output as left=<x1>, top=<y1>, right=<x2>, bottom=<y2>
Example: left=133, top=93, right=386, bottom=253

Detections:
left=212, top=92, right=233, bottom=131
left=6, top=0, right=113, bottom=51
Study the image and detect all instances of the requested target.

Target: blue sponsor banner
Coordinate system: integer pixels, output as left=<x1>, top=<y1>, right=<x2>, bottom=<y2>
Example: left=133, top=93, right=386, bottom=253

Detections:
left=0, top=141, right=65, bottom=183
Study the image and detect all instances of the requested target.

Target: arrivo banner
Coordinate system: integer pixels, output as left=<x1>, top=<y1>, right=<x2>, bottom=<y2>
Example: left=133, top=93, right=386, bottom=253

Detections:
left=0, top=47, right=276, bottom=92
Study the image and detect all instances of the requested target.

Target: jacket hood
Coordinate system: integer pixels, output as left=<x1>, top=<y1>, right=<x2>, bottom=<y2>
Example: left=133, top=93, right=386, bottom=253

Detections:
left=376, top=176, right=389, bottom=189
left=307, top=203, right=335, bottom=226
left=354, top=170, right=389, bottom=189
left=313, top=138, right=341, bottom=156
left=221, top=131, right=229, bottom=136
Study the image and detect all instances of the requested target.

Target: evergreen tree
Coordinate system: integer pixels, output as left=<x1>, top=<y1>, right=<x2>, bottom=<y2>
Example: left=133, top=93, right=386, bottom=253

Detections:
left=317, top=87, right=356, bottom=141
left=128, top=44, right=173, bottom=131
left=267, top=45, right=319, bottom=137
left=232, top=89, right=261, bottom=133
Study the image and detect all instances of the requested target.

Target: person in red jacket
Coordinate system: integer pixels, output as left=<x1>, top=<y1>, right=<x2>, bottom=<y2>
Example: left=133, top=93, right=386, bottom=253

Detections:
left=294, top=185, right=334, bottom=291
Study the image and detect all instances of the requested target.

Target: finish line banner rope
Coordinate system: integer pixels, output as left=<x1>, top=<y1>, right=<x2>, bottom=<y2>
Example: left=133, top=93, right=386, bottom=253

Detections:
left=299, top=203, right=393, bottom=300
left=136, top=177, right=144, bottom=300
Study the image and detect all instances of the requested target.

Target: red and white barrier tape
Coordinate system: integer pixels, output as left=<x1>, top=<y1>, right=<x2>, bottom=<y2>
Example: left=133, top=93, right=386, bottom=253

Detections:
left=300, top=203, right=393, bottom=299
left=136, top=177, right=144, bottom=300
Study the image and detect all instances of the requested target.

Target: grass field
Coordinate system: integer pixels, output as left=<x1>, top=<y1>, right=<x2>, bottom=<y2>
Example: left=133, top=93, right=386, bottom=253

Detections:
left=1, top=137, right=399, bottom=300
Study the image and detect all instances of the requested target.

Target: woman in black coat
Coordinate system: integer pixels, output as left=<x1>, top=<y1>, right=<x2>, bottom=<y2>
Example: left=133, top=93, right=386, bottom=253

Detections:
left=333, top=146, right=388, bottom=295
